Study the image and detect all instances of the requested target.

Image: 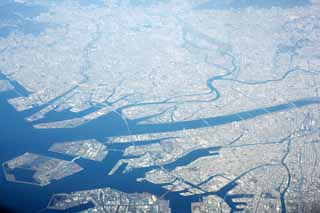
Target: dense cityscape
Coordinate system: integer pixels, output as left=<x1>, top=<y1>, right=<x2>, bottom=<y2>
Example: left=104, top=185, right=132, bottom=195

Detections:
left=0, top=0, right=320, bottom=212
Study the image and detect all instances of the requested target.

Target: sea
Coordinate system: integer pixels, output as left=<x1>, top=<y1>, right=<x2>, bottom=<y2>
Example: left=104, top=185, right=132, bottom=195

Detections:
left=0, top=0, right=313, bottom=212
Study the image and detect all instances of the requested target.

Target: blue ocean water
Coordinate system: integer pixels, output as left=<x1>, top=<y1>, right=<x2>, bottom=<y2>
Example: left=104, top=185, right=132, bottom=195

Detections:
left=0, top=0, right=317, bottom=212
left=0, top=84, right=197, bottom=212
left=1, top=73, right=319, bottom=212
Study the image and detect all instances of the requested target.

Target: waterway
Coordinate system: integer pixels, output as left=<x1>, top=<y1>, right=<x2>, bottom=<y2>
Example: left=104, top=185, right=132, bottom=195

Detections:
left=0, top=1, right=318, bottom=212
left=1, top=76, right=320, bottom=212
left=0, top=88, right=201, bottom=212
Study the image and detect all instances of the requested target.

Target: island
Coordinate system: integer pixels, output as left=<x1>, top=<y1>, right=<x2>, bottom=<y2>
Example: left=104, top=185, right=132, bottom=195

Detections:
left=49, top=139, right=108, bottom=161
left=2, top=152, right=83, bottom=186
left=47, top=187, right=171, bottom=212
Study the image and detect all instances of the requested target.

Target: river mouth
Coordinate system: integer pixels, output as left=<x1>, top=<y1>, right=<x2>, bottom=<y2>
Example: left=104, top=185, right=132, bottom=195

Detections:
left=0, top=1, right=320, bottom=213
left=0, top=89, right=196, bottom=213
